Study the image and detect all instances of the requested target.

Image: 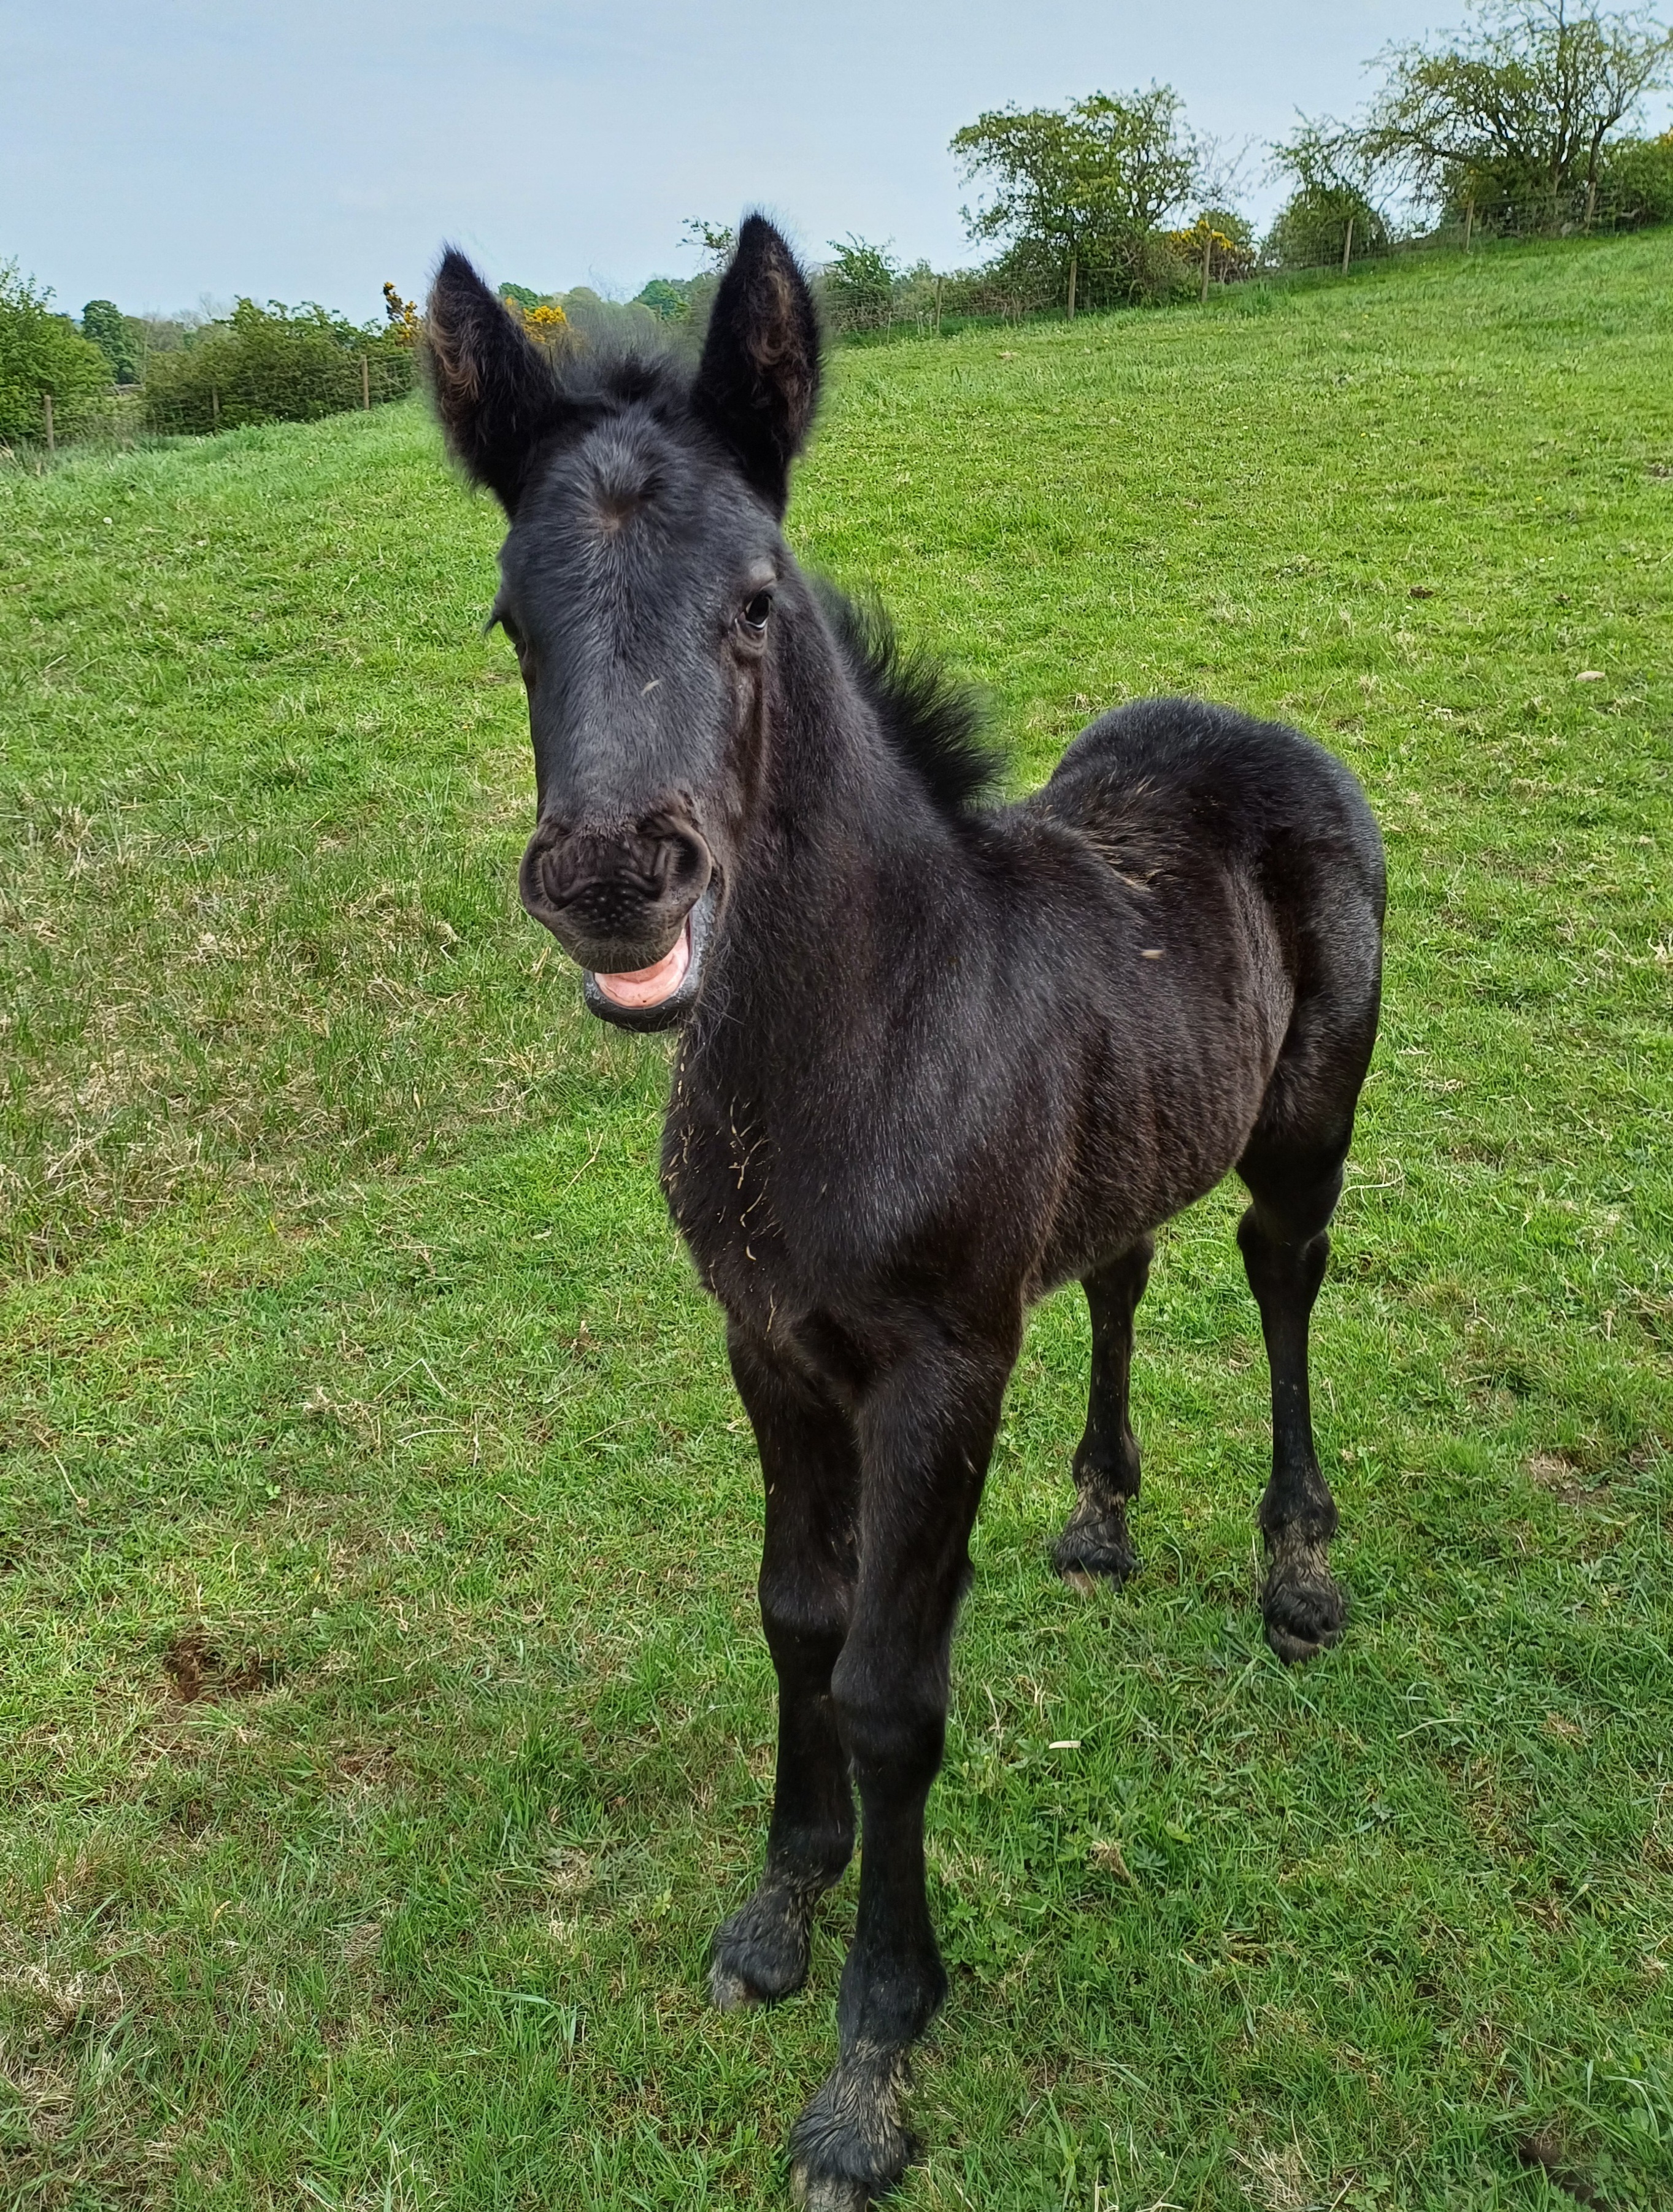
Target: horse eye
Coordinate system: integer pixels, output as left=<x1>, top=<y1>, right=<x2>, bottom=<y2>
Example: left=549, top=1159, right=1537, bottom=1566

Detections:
left=740, top=591, right=773, bottom=634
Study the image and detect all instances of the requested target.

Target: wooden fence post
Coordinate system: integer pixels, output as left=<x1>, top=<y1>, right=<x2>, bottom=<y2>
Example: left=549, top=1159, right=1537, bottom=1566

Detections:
left=1066, top=250, right=1077, bottom=320
left=1341, top=217, right=1355, bottom=275
left=42, top=391, right=55, bottom=455
left=361, top=353, right=370, bottom=409
left=1201, top=233, right=1212, bottom=303
left=212, top=386, right=220, bottom=428
left=1464, top=196, right=1474, bottom=252
left=934, top=275, right=942, bottom=335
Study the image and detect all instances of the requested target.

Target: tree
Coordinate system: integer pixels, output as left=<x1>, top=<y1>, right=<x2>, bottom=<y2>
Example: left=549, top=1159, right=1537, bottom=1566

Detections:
left=1359, top=1, right=1673, bottom=226
left=80, top=299, right=139, bottom=383
left=1267, top=119, right=1394, bottom=266
left=821, top=236, right=899, bottom=333
left=635, top=277, right=691, bottom=321
left=0, top=264, right=112, bottom=442
left=951, top=88, right=1201, bottom=314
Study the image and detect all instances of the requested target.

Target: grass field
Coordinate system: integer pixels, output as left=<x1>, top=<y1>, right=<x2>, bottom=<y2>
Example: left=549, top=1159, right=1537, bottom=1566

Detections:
left=2, top=232, right=1671, bottom=2211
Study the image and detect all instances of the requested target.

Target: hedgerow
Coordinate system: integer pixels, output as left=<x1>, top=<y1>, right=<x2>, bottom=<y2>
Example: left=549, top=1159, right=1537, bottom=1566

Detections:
left=140, top=298, right=413, bottom=435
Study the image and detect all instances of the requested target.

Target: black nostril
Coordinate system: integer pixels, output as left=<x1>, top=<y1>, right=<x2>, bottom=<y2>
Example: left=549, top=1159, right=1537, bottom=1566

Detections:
left=666, top=834, right=707, bottom=892
left=538, top=847, right=569, bottom=910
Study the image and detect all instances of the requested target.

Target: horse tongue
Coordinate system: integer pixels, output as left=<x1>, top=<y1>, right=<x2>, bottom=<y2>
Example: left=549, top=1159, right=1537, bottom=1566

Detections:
left=593, top=920, right=691, bottom=1008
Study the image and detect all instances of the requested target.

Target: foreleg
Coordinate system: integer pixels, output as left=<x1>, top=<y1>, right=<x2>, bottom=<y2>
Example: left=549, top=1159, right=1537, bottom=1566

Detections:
left=711, top=1327, right=860, bottom=2010
left=788, top=1326, right=1015, bottom=2210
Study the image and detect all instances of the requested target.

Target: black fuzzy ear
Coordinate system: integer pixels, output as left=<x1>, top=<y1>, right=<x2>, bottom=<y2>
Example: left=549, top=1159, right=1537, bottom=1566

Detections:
left=426, top=248, right=566, bottom=514
left=692, top=216, right=821, bottom=515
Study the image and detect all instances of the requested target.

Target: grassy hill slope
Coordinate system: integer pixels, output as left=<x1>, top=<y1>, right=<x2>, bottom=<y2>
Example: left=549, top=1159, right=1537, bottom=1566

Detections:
left=2, top=233, right=1671, bottom=2208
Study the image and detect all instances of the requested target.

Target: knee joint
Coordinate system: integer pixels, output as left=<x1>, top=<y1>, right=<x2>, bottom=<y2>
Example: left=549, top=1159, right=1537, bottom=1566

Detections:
left=760, top=1561, right=851, bottom=1653
left=830, top=1659, right=945, bottom=1784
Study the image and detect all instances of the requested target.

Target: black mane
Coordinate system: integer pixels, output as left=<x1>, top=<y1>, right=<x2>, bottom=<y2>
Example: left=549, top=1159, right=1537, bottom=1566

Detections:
left=552, top=345, right=691, bottom=414
left=817, top=586, right=1006, bottom=818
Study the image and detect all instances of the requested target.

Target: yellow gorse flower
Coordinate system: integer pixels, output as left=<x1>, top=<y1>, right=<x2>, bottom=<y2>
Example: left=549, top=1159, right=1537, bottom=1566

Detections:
left=382, top=282, right=421, bottom=345
left=1165, top=221, right=1237, bottom=255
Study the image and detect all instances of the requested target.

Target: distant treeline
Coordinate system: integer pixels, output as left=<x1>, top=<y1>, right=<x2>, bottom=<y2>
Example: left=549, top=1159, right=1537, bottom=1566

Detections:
left=0, top=275, right=417, bottom=450
left=4, top=0, right=1671, bottom=451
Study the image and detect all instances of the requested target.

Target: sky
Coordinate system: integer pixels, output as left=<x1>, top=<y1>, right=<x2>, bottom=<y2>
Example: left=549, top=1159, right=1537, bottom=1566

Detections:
left=5, top=1, right=1670, bottom=323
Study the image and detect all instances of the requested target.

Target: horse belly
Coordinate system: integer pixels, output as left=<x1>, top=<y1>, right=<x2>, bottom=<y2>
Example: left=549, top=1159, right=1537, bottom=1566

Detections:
left=1030, top=966, right=1283, bottom=1296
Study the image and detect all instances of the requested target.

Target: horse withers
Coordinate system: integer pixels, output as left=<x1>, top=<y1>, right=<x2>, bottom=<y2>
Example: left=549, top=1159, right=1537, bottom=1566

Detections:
left=428, top=217, right=1384, bottom=2210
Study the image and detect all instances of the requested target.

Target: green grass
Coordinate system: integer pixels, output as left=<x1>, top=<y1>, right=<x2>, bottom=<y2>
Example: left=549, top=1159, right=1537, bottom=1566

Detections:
left=2, top=231, right=1671, bottom=2210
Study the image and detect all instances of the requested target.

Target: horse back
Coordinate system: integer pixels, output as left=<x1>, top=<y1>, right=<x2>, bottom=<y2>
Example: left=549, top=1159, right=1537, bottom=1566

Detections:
left=1033, top=697, right=1385, bottom=930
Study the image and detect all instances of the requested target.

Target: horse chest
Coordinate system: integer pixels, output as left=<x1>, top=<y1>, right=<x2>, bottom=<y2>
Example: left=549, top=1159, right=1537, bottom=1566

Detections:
left=660, top=1090, right=796, bottom=1326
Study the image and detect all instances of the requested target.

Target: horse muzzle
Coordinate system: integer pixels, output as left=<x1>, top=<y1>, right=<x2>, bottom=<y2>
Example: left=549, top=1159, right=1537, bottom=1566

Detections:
left=519, top=815, right=717, bottom=1030
left=581, top=880, right=717, bottom=1032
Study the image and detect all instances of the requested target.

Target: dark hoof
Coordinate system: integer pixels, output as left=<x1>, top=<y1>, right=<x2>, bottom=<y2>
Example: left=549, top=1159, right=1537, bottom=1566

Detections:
left=790, top=2172, right=872, bottom=2212
left=709, top=1875, right=821, bottom=2010
left=789, top=2045, right=913, bottom=2209
left=1261, top=1532, right=1344, bottom=1664
left=1052, top=1493, right=1139, bottom=1590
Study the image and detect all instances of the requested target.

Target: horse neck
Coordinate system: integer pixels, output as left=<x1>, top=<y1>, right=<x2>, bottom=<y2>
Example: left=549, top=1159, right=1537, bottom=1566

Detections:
left=696, top=585, right=982, bottom=1067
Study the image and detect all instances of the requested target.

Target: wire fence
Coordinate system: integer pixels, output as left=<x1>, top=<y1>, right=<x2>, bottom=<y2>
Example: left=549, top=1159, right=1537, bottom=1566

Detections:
left=1259, top=184, right=1655, bottom=276
left=139, top=340, right=415, bottom=438
left=848, top=189, right=1667, bottom=339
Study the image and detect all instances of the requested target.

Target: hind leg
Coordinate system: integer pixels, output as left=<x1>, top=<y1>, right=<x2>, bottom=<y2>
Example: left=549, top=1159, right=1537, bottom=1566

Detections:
left=1053, top=1237, right=1153, bottom=1589
left=1236, top=1141, right=1348, bottom=1664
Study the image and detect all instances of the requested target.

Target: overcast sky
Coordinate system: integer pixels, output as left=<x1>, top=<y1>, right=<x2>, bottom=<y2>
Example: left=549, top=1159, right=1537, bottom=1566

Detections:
left=6, top=1, right=1670, bottom=321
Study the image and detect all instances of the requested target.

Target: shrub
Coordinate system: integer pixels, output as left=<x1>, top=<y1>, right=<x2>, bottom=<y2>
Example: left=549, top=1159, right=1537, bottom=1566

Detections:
left=495, top=296, right=579, bottom=363
left=140, top=298, right=413, bottom=434
left=939, top=240, right=1064, bottom=320
left=1166, top=210, right=1259, bottom=286
left=821, top=237, right=899, bottom=333
left=1266, top=185, right=1391, bottom=269
left=548, top=289, right=664, bottom=351
left=382, top=283, right=421, bottom=345
left=1123, top=229, right=1195, bottom=304
left=886, top=261, right=945, bottom=332
left=0, top=264, right=112, bottom=443
left=1599, top=130, right=1673, bottom=226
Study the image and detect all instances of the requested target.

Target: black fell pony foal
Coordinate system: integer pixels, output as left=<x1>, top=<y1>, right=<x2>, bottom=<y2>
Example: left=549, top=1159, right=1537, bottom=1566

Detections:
left=428, top=219, right=1384, bottom=2209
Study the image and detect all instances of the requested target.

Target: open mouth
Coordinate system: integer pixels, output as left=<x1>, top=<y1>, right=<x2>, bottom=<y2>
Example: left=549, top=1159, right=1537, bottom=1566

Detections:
left=581, top=885, right=715, bottom=1032
left=594, top=921, right=692, bottom=1008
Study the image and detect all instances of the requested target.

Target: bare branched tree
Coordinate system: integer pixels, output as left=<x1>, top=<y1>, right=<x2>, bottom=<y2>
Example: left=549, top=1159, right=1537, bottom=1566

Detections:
left=1360, top=1, right=1673, bottom=223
